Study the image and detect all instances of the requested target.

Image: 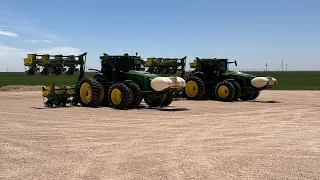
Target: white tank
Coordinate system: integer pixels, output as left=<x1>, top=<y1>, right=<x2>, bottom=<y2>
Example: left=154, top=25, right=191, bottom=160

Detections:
left=167, top=77, right=186, bottom=87
left=251, top=77, right=269, bottom=88
left=150, top=77, right=186, bottom=91
left=267, top=77, right=278, bottom=86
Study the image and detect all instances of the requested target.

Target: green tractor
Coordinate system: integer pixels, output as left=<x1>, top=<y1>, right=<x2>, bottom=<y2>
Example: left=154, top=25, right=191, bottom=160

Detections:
left=182, top=57, right=278, bottom=101
left=42, top=52, right=186, bottom=109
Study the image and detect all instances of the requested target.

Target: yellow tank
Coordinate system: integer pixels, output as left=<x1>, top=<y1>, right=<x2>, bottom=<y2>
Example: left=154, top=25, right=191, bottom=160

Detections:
left=155, top=58, right=163, bottom=63
left=163, top=58, right=170, bottom=62
left=66, top=88, right=75, bottom=95
left=54, top=55, right=62, bottom=60
left=41, top=54, right=49, bottom=61
left=67, top=55, right=75, bottom=61
left=24, top=58, right=30, bottom=65
left=144, top=57, right=154, bottom=67
left=27, top=54, right=36, bottom=59
left=42, top=86, right=67, bottom=96
left=189, top=60, right=198, bottom=68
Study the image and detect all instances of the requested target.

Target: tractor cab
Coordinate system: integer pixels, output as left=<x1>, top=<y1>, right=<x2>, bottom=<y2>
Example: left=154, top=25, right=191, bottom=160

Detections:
left=100, top=53, right=136, bottom=82
left=195, top=57, right=237, bottom=74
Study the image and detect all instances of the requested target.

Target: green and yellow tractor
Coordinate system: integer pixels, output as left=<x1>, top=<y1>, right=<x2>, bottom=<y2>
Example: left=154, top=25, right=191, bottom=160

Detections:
left=42, top=52, right=186, bottom=109
left=182, top=57, right=278, bottom=101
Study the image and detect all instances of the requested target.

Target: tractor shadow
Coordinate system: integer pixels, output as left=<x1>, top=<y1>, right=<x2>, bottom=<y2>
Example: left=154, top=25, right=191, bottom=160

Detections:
left=250, top=100, right=281, bottom=104
left=29, top=105, right=77, bottom=109
left=137, top=105, right=189, bottom=111
left=30, top=104, right=190, bottom=111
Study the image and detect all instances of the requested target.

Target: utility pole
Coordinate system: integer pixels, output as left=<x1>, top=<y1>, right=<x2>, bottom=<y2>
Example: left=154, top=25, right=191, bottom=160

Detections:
left=281, top=58, right=284, bottom=71
left=265, top=63, right=268, bottom=71
left=286, top=63, right=288, bottom=71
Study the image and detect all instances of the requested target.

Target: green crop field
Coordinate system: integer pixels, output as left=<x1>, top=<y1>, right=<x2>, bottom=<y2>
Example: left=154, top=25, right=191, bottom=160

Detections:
left=0, top=71, right=319, bottom=90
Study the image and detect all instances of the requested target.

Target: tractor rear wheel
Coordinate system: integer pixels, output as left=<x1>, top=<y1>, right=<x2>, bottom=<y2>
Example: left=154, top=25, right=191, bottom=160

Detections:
left=161, top=92, right=174, bottom=106
left=231, top=81, right=241, bottom=101
left=78, top=77, right=101, bottom=107
left=184, top=76, right=205, bottom=100
left=214, top=80, right=236, bottom=102
left=108, top=82, right=131, bottom=109
left=126, top=81, right=143, bottom=109
left=93, top=75, right=109, bottom=106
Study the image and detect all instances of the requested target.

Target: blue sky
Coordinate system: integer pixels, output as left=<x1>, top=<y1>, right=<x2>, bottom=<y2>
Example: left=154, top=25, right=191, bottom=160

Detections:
left=0, top=0, right=319, bottom=72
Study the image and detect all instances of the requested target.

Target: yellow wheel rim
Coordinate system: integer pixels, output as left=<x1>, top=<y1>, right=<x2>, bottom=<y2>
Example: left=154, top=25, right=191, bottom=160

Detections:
left=218, top=85, right=229, bottom=98
left=111, top=88, right=122, bottom=105
left=98, top=82, right=104, bottom=103
left=80, top=82, right=93, bottom=104
left=128, top=88, right=134, bottom=104
left=185, top=80, right=198, bottom=97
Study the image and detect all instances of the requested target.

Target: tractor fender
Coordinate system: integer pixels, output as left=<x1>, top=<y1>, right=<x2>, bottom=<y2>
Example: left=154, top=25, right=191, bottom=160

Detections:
left=224, top=78, right=236, bottom=82
left=92, top=73, right=108, bottom=82
left=192, top=72, right=205, bottom=80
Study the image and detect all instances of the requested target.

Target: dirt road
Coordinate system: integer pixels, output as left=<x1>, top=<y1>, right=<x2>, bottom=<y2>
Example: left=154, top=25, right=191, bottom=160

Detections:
left=1, top=90, right=320, bottom=179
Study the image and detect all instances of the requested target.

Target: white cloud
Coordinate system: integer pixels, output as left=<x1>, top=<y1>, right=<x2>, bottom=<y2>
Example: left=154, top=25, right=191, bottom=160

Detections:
left=0, top=8, right=65, bottom=42
left=0, top=30, right=17, bottom=37
left=25, top=40, right=52, bottom=43
left=35, top=47, right=82, bottom=55
left=0, top=45, right=83, bottom=72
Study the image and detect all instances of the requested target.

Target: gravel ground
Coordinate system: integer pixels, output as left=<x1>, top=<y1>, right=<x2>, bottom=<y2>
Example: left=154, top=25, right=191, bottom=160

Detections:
left=0, top=89, right=320, bottom=180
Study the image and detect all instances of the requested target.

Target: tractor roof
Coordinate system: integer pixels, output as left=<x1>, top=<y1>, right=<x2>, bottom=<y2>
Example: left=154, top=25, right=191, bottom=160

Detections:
left=198, top=58, right=228, bottom=61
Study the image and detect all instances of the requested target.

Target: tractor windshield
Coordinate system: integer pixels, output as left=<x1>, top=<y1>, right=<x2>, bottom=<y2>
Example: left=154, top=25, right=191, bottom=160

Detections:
left=219, top=60, right=228, bottom=71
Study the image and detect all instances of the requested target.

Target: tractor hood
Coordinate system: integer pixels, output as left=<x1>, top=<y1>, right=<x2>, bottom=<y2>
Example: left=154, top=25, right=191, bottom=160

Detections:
left=222, top=70, right=256, bottom=78
left=125, top=70, right=160, bottom=79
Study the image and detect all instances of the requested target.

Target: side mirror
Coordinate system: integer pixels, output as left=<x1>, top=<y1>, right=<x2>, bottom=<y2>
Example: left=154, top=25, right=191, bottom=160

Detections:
left=234, top=60, right=237, bottom=66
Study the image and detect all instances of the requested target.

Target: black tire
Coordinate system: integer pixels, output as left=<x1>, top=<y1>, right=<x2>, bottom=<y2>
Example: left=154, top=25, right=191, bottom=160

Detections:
left=240, top=93, right=251, bottom=101
left=78, top=77, right=101, bottom=107
left=231, top=81, right=241, bottom=101
left=214, top=80, right=236, bottom=102
left=145, top=97, right=163, bottom=107
left=250, top=91, right=260, bottom=100
left=44, top=101, right=53, bottom=107
left=126, top=81, right=143, bottom=109
left=183, top=76, right=205, bottom=100
left=60, top=98, right=68, bottom=106
left=108, top=82, right=131, bottom=109
left=168, top=67, right=177, bottom=74
left=66, top=69, right=75, bottom=75
left=55, top=68, right=62, bottom=75
left=27, top=69, right=35, bottom=75
left=160, top=67, right=168, bottom=74
left=93, top=75, right=110, bottom=106
left=161, top=92, right=174, bottom=106
left=41, top=68, right=49, bottom=75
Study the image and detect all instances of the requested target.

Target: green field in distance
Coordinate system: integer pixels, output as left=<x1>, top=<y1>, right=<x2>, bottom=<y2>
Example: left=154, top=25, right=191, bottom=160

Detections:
left=0, top=71, right=319, bottom=90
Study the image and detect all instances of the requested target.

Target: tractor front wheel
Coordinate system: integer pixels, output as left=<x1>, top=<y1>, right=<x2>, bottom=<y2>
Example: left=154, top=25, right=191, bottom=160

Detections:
left=161, top=92, right=175, bottom=106
left=240, top=91, right=260, bottom=101
left=250, top=91, right=260, bottom=100
left=214, top=80, right=236, bottom=102
left=108, top=82, right=131, bottom=109
left=78, top=77, right=101, bottom=107
left=183, top=76, right=205, bottom=100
